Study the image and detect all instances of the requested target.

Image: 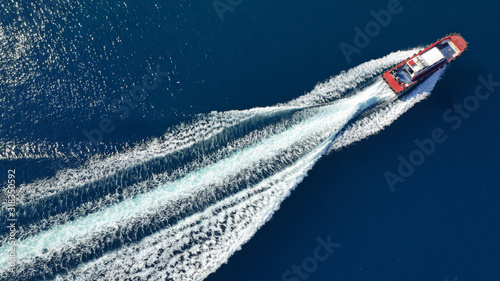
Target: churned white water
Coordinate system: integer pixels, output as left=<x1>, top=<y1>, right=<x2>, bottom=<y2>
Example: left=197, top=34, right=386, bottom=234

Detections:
left=0, top=49, right=448, bottom=281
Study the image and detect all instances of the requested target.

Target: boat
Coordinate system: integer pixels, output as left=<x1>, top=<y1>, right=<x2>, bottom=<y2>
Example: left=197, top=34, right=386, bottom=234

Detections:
left=382, top=33, right=468, bottom=94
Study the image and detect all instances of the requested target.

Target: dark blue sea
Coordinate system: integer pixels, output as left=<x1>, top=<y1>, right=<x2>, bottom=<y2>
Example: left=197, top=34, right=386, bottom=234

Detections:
left=1, top=0, right=500, bottom=280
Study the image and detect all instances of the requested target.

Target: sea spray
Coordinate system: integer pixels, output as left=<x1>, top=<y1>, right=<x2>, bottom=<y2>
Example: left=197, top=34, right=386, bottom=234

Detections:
left=0, top=49, right=449, bottom=281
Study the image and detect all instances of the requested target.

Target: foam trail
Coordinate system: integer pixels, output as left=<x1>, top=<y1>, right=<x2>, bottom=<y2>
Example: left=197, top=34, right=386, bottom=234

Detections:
left=1, top=50, right=418, bottom=242
left=4, top=49, right=418, bottom=208
left=329, top=67, right=445, bottom=152
left=0, top=83, right=382, bottom=267
left=58, top=134, right=333, bottom=281
left=0, top=49, right=449, bottom=281
left=52, top=70, right=444, bottom=281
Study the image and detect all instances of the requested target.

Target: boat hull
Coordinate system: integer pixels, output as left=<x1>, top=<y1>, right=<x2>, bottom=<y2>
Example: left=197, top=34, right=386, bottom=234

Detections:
left=382, top=33, right=468, bottom=94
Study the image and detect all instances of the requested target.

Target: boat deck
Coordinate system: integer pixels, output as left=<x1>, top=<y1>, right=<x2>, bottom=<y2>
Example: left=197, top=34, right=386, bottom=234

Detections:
left=382, top=33, right=468, bottom=95
left=438, top=44, right=456, bottom=60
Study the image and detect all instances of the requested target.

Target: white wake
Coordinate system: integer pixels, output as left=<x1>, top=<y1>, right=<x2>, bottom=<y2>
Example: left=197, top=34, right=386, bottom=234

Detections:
left=0, top=49, right=448, bottom=281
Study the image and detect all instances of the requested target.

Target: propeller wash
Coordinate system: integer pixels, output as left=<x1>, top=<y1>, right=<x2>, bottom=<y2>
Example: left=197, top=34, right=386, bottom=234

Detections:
left=0, top=49, right=445, bottom=281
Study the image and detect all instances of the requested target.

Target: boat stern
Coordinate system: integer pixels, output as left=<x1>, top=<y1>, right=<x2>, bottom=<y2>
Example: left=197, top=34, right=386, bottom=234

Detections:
left=382, top=71, right=405, bottom=94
